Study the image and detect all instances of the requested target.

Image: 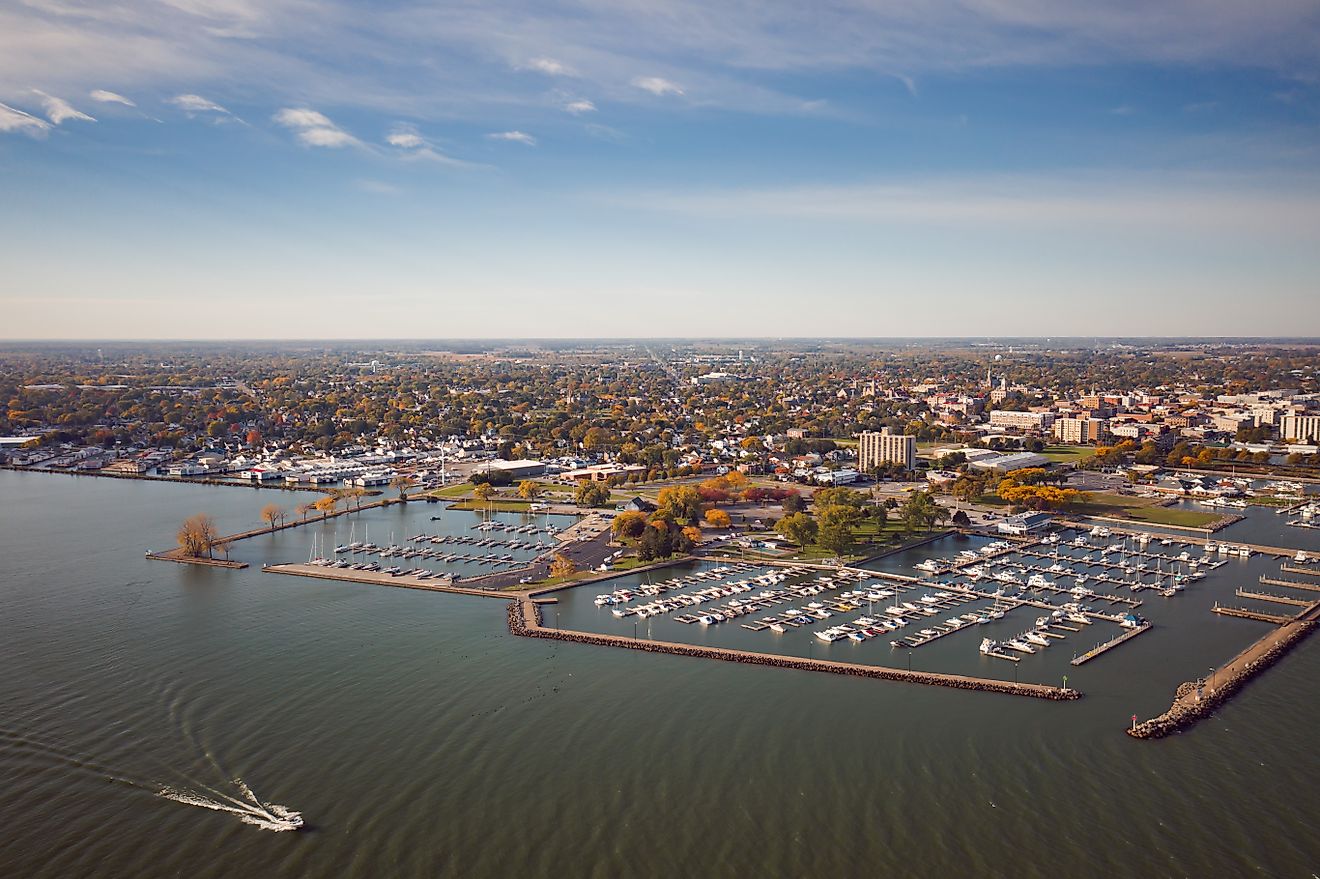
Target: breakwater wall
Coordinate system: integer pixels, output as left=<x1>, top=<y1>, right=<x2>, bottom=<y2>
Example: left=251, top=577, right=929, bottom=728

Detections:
left=509, top=601, right=1080, bottom=701
left=146, top=551, right=248, bottom=569
left=1129, top=617, right=1319, bottom=739
left=1, top=464, right=329, bottom=494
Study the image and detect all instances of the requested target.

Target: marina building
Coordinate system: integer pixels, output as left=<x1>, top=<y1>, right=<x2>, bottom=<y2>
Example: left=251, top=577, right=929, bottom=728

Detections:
left=858, top=428, right=916, bottom=472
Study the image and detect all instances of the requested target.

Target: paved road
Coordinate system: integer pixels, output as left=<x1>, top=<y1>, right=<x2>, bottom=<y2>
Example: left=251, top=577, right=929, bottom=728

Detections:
left=1067, top=471, right=1128, bottom=492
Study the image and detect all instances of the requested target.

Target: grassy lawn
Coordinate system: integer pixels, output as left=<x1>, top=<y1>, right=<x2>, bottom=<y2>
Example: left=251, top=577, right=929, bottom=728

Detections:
left=974, top=489, right=1222, bottom=528
left=1040, top=444, right=1096, bottom=464
left=1247, top=495, right=1296, bottom=507
left=428, top=483, right=472, bottom=498
left=605, top=556, right=652, bottom=572
left=1120, top=507, right=1223, bottom=528
left=791, top=520, right=937, bottom=559
left=1071, top=492, right=1221, bottom=528
left=448, top=498, right=538, bottom=512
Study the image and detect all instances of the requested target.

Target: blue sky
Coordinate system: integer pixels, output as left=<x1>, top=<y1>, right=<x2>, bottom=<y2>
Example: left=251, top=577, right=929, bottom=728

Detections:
left=2, top=0, right=1319, bottom=339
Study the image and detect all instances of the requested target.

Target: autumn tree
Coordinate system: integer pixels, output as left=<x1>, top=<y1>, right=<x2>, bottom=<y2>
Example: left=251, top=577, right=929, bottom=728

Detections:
left=390, top=474, right=418, bottom=500
left=177, top=513, right=218, bottom=558
left=473, top=482, right=496, bottom=502
left=574, top=479, right=611, bottom=508
left=549, top=552, right=578, bottom=579
left=296, top=502, right=314, bottom=521
left=260, top=503, right=285, bottom=528
left=704, top=508, right=732, bottom=529
left=611, top=510, right=648, bottom=540
left=517, top=480, right=541, bottom=500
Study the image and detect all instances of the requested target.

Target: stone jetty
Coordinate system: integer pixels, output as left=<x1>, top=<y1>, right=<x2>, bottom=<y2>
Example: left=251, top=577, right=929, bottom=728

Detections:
left=508, top=600, right=1080, bottom=701
left=1129, top=603, right=1320, bottom=739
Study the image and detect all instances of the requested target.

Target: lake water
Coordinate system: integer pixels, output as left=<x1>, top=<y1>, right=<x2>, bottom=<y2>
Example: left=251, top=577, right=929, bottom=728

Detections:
left=3, top=469, right=1319, bottom=877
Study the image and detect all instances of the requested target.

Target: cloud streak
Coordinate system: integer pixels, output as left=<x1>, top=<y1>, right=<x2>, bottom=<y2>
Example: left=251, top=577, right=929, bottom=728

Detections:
left=632, top=76, right=684, bottom=97
left=487, top=129, right=536, bottom=145
left=35, top=91, right=95, bottom=124
left=89, top=89, right=135, bottom=107
left=0, top=101, right=51, bottom=135
left=273, top=107, right=359, bottom=147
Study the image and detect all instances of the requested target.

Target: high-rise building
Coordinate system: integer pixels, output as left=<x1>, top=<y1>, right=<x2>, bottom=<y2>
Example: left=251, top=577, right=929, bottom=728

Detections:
left=1053, top=417, right=1108, bottom=444
left=858, top=428, right=916, bottom=472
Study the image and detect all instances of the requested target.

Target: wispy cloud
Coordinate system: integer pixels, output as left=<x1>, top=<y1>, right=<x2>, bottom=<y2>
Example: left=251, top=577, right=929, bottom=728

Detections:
left=584, top=122, right=628, bottom=144
left=89, top=89, right=135, bottom=107
left=387, top=130, right=424, bottom=149
left=386, top=122, right=478, bottom=167
left=355, top=178, right=402, bottom=195
left=564, top=98, right=596, bottom=115
left=0, top=101, right=51, bottom=135
left=169, top=93, right=234, bottom=120
left=487, top=130, right=536, bottom=145
left=523, top=57, right=574, bottom=76
left=35, top=91, right=95, bottom=125
left=632, top=76, right=684, bottom=97
left=273, top=107, right=359, bottom=147
left=894, top=74, right=918, bottom=97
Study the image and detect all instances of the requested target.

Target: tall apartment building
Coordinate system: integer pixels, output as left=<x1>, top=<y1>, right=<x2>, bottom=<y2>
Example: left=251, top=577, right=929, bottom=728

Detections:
left=1280, top=414, right=1320, bottom=443
left=1053, top=417, right=1108, bottom=444
left=858, top=428, right=916, bottom=472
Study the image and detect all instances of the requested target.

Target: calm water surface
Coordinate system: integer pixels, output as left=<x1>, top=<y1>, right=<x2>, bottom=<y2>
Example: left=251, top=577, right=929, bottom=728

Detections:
left=2, top=471, right=1319, bottom=878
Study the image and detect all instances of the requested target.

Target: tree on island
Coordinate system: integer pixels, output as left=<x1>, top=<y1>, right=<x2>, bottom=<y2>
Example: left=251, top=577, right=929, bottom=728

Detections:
left=390, top=474, right=418, bottom=501
left=177, top=513, right=218, bottom=559
left=261, top=503, right=285, bottom=529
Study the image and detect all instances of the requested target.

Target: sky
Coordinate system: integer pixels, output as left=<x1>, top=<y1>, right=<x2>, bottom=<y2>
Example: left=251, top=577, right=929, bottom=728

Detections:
left=2, top=0, right=1320, bottom=339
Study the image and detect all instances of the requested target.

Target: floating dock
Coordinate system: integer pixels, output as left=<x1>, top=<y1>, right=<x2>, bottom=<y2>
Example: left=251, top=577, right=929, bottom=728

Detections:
left=1236, top=588, right=1312, bottom=607
left=1070, top=623, right=1151, bottom=666
left=1259, top=575, right=1320, bottom=593
left=1212, top=605, right=1292, bottom=624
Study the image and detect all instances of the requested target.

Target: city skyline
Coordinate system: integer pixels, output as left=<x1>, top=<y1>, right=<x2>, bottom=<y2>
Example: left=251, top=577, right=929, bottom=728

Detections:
left=3, top=1, right=1320, bottom=338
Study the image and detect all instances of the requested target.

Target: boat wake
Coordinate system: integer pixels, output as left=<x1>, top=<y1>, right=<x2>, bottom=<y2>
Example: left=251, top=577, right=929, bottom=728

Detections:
left=158, top=778, right=304, bottom=831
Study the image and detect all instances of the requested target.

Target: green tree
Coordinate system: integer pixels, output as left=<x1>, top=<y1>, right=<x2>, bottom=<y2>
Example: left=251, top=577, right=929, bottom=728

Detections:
left=817, top=522, right=854, bottom=557
left=654, top=485, right=704, bottom=524
left=574, top=479, right=611, bottom=508
left=774, top=512, right=818, bottom=547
